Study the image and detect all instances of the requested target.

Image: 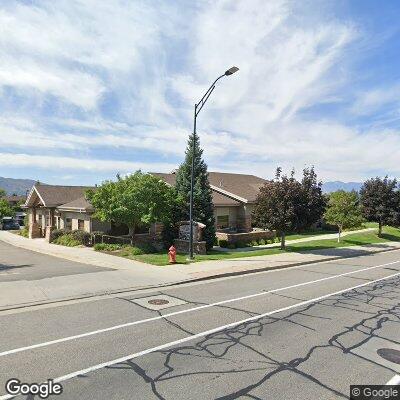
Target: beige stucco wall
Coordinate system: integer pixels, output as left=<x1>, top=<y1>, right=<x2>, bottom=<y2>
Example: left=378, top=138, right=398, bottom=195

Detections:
left=61, top=211, right=91, bottom=232
left=57, top=211, right=110, bottom=233
left=214, top=206, right=239, bottom=228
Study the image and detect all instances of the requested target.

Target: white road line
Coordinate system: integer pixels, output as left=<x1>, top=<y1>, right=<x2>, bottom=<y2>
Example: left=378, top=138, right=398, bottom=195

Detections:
left=0, top=260, right=399, bottom=359
left=386, top=375, right=400, bottom=385
left=0, top=271, right=399, bottom=400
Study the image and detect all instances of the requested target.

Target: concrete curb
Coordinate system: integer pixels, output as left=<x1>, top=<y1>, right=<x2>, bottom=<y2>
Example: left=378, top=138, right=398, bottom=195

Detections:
left=2, top=245, right=400, bottom=313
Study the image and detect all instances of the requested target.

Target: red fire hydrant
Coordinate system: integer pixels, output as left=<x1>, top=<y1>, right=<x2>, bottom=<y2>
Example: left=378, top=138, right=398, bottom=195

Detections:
left=168, top=245, right=177, bottom=264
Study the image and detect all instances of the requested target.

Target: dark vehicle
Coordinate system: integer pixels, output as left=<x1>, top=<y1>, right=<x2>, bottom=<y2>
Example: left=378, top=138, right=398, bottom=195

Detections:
left=1, top=219, right=20, bottom=230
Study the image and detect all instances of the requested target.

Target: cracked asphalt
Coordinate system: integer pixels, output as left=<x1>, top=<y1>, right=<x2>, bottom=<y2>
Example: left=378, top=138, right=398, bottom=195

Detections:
left=0, top=249, right=400, bottom=399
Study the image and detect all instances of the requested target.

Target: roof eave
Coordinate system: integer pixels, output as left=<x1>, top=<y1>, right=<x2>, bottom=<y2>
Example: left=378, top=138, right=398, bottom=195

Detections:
left=210, top=185, right=249, bottom=204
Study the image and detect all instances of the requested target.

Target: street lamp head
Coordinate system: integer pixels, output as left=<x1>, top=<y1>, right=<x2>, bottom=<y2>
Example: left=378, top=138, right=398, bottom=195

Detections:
left=225, top=66, right=239, bottom=76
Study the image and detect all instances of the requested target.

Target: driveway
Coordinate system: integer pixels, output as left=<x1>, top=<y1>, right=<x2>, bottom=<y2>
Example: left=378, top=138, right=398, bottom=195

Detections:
left=0, top=240, right=113, bottom=282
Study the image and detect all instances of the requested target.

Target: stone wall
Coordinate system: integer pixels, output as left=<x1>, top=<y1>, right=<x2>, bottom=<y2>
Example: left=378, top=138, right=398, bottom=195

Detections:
left=216, top=230, right=275, bottom=244
left=174, top=239, right=207, bottom=255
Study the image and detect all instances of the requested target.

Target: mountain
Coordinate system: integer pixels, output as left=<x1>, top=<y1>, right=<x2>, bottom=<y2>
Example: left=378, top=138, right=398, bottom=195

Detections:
left=322, top=181, right=363, bottom=193
left=0, top=177, right=37, bottom=195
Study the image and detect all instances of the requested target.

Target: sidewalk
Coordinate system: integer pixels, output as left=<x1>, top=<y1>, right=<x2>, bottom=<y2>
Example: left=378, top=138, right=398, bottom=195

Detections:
left=1, top=231, right=400, bottom=310
left=214, top=227, right=376, bottom=252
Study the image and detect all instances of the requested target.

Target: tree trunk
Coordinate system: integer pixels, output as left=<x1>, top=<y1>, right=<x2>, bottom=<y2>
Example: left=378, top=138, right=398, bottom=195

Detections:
left=281, top=231, right=286, bottom=250
left=129, top=225, right=135, bottom=237
left=378, top=220, right=382, bottom=237
left=338, top=225, right=341, bottom=242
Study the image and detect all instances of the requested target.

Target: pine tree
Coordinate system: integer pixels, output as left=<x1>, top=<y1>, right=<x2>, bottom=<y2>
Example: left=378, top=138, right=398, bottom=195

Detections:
left=174, top=133, right=216, bottom=250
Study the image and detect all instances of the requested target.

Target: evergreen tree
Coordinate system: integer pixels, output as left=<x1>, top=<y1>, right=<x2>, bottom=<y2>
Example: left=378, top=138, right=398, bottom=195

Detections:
left=174, top=133, right=216, bottom=250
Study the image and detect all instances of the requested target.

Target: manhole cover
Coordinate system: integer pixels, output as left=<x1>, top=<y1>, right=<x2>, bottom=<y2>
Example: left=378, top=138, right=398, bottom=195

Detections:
left=377, top=348, right=400, bottom=364
left=148, top=299, right=170, bottom=306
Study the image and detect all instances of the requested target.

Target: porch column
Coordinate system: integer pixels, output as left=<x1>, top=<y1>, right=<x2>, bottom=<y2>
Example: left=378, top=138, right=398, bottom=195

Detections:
left=29, top=207, right=41, bottom=239
left=45, top=208, right=55, bottom=242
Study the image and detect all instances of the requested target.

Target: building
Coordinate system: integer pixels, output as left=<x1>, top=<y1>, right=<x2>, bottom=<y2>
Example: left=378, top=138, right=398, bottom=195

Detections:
left=151, top=171, right=267, bottom=233
left=23, top=172, right=270, bottom=241
left=23, top=184, right=110, bottom=240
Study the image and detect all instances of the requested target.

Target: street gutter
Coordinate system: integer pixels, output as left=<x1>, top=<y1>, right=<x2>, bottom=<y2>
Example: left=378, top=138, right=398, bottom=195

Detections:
left=1, top=244, right=400, bottom=313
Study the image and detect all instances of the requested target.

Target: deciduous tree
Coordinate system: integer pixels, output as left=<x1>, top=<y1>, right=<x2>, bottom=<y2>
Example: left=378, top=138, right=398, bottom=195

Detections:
left=295, top=166, right=326, bottom=231
left=360, top=176, right=398, bottom=236
left=324, top=190, right=364, bottom=241
left=0, top=199, right=14, bottom=219
left=253, top=168, right=301, bottom=250
left=86, top=171, right=175, bottom=236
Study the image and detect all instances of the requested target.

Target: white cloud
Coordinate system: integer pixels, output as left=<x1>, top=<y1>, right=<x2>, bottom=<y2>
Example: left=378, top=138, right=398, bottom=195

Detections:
left=0, top=0, right=170, bottom=110
left=0, top=152, right=176, bottom=173
left=0, top=0, right=399, bottom=183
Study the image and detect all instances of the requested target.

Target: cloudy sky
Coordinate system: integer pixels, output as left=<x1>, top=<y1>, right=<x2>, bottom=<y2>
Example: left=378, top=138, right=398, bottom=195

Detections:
left=1, top=0, right=399, bottom=185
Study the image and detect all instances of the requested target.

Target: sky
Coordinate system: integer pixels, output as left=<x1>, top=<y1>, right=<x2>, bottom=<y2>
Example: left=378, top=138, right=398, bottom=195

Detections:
left=0, top=0, right=400, bottom=185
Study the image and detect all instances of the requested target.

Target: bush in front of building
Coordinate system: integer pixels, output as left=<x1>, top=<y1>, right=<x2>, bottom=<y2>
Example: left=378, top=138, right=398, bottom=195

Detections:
left=49, top=229, right=67, bottom=243
left=218, top=239, right=228, bottom=248
left=53, top=234, right=81, bottom=247
left=19, top=228, right=29, bottom=238
left=70, top=230, right=91, bottom=246
left=94, top=243, right=122, bottom=251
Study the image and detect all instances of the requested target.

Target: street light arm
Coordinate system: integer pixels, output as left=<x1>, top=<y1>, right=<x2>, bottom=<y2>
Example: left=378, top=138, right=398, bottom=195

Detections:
left=195, top=74, right=225, bottom=117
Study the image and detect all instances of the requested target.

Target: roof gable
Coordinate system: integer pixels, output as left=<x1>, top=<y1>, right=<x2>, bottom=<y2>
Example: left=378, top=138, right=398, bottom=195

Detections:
left=24, top=184, right=94, bottom=208
left=151, top=171, right=266, bottom=204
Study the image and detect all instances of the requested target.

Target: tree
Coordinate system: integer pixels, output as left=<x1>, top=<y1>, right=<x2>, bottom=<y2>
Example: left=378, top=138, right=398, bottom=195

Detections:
left=360, top=176, right=398, bottom=236
left=324, top=190, right=364, bottom=241
left=0, top=188, right=6, bottom=198
left=294, top=166, right=326, bottom=231
left=86, top=171, right=175, bottom=235
left=253, top=168, right=301, bottom=250
left=0, top=199, right=15, bottom=219
left=174, top=133, right=216, bottom=250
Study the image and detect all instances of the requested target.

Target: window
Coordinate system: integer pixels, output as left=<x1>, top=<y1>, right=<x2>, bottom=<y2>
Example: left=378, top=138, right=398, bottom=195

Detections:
left=65, top=218, right=72, bottom=230
left=78, top=219, right=85, bottom=231
left=217, top=215, right=229, bottom=229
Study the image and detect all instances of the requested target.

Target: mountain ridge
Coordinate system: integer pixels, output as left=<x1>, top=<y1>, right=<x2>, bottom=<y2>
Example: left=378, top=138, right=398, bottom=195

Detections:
left=0, top=177, right=38, bottom=195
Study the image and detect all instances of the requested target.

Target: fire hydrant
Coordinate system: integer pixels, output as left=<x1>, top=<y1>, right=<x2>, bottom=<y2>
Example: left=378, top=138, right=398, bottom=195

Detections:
left=168, top=245, right=177, bottom=264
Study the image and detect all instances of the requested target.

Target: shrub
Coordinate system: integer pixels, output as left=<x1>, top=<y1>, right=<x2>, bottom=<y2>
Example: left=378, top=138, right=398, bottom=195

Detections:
left=49, top=229, right=67, bottom=243
left=130, top=246, right=144, bottom=255
left=70, top=230, right=91, bottom=246
left=20, top=228, right=29, bottom=238
left=54, top=234, right=80, bottom=247
left=227, top=243, right=236, bottom=249
left=218, top=239, right=228, bottom=248
left=258, top=239, right=266, bottom=245
left=251, top=240, right=259, bottom=246
left=94, top=243, right=121, bottom=251
left=235, top=241, right=247, bottom=248
left=137, top=243, right=157, bottom=254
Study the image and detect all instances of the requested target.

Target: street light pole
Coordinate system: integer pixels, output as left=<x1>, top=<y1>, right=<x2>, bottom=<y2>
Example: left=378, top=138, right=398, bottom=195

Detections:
left=188, top=66, right=239, bottom=260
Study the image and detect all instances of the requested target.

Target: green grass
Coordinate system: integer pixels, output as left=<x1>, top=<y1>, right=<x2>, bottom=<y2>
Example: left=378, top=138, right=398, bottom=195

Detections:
left=109, top=225, right=400, bottom=266
left=284, top=229, right=335, bottom=241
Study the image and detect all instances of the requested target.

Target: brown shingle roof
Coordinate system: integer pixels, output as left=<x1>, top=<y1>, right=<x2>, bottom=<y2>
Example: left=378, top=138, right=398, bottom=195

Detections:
left=151, top=172, right=254, bottom=206
left=57, top=196, right=94, bottom=212
left=208, top=172, right=267, bottom=203
left=31, top=184, right=94, bottom=207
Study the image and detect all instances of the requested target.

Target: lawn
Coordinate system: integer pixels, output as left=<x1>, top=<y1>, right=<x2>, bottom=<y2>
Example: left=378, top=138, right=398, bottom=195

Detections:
left=104, top=225, right=400, bottom=266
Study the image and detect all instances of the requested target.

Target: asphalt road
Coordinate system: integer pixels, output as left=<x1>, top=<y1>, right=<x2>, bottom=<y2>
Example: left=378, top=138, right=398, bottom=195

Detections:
left=0, top=249, right=400, bottom=399
left=0, top=240, right=112, bottom=282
